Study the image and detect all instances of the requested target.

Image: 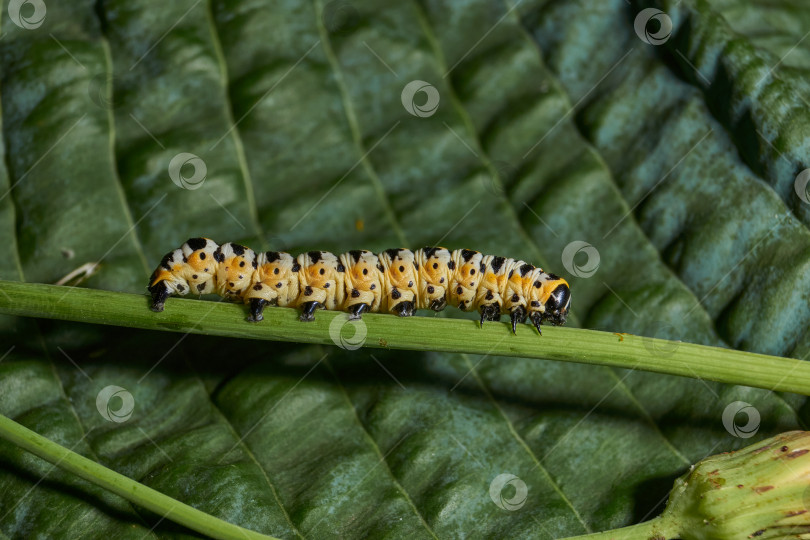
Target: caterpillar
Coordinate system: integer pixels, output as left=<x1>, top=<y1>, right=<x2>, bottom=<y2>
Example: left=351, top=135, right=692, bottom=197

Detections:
left=147, top=238, right=571, bottom=334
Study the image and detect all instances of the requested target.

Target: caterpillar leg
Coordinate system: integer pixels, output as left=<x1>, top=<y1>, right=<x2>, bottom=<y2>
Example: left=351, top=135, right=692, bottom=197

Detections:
left=430, top=298, right=447, bottom=312
left=478, top=304, right=501, bottom=328
left=510, top=306, right=527, bottom=334
left=299, top=301, right=323, bottom=322
left=248, top=298, right=269, bottom=322
left=529, top=312, right=543, bottom=335
left=348, top=303, right=370, bottom=320
left=149, top=282, right=171, bottom=312
left=391, top=301, right=414, bottom=317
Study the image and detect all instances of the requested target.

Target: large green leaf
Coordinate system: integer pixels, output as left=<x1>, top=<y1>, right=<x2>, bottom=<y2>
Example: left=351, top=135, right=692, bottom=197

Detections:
left=1, top=0, right=808, bottom=537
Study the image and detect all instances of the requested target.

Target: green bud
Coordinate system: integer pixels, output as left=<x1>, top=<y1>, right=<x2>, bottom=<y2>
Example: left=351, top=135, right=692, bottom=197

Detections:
left=663, top=431, right=810, bottom=539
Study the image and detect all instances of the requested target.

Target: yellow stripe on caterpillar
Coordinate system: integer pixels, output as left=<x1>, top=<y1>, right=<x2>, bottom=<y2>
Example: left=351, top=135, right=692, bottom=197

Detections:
left=147, top=238, right=571, bottom=335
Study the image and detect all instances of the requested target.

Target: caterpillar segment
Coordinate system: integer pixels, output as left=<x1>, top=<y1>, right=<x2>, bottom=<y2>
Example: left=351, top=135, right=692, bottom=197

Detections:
left=475, top=255, right=510, bottom=329
left=295, top=250, right=343, bottom=321
left=244, top=251, right=300, bottom=322
left=148, top=239, right=571, bottom=335
left=448, top=249, right=483, bottom=314
left=340, top=250, right=384, bottom=320
left=213, top=242, right=257, bottom=299
left=378, top=248, right=419, bottom=317
left=502, top=260, right=535, bottom=333
left=414, top=247, right=452, bottom=311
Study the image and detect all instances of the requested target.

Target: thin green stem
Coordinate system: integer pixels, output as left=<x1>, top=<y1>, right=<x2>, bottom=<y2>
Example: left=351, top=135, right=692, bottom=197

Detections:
left=560, top=516, right=680, bottom=540
left=0, top=414, right=278, bottom=540
left=1, top=280, right=809, bottom=395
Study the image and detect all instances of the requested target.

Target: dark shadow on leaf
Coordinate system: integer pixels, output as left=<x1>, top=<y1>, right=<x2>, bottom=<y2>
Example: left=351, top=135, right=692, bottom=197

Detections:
left=631, top=472, right=677, bottom=523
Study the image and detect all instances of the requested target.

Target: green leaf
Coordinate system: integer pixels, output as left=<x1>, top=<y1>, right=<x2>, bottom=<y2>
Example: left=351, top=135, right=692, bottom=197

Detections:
left=0, top=0, right=808, bottom=538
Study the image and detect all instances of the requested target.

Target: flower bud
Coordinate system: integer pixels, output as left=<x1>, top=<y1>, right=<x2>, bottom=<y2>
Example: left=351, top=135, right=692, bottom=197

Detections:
left=663, top=431, right=810, bottom=539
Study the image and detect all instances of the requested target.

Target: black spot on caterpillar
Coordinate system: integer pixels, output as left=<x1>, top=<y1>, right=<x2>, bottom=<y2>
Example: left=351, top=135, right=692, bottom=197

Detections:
left=185, top=237, right=208, bottom=252
left=147, top=238, right=571, bottom=335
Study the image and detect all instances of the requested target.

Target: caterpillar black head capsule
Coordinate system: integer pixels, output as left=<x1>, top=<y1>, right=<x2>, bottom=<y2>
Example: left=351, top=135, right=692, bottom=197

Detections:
left=148, top=279, right=171, bottom=312
left=542, top=278, right=571, bottom=327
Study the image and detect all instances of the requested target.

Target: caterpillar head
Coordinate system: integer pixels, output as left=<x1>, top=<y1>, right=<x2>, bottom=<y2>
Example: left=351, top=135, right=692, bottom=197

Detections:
left=180, top=237, right=218, bottom=295
left=214, top=243, right=257, bottom=298
left=541, top=276, right=571, bottom=326
left=526, top=271, right=570, bottom=327
left=148, top=248, right=189, bottom=311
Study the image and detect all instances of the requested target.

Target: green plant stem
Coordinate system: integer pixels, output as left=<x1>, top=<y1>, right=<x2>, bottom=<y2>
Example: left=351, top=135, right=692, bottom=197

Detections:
left=1, top=280, right=809, bottom=395
left=560, top=516, right=680, bottom=539
left=0, top=413, right=279, bottom=540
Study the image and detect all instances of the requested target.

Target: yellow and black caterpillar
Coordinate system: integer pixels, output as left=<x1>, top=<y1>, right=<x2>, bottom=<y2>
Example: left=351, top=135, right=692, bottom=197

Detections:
left=148, top=238, right=571, bottom=334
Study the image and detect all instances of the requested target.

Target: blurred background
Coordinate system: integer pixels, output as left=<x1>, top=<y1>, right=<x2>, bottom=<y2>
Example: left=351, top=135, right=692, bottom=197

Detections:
left=1, top=0, right=809, bottom=538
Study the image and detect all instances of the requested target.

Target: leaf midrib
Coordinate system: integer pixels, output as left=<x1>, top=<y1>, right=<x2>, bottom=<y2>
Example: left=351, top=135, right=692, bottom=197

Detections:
left=186, top=360, right=305, bottom=540
left=324, top=355, right=440, bottom=540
